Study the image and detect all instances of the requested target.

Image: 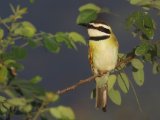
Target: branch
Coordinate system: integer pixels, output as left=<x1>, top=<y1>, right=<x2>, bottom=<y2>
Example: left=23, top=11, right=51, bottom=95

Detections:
left=57, top=55, right=134, bottom=95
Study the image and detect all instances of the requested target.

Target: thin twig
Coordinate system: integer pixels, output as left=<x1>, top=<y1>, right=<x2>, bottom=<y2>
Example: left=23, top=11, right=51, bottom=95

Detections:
left=128, top=77, right=143, bottom=112
left=32, top=101, right=47, bottom=120
left=57, top=55, right=134, bottom=95
left=57, top=75, right=98, bottom=95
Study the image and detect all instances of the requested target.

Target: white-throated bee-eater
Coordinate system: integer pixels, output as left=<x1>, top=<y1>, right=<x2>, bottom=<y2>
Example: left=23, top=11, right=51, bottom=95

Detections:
left=80, top=20, right=119, bottom=111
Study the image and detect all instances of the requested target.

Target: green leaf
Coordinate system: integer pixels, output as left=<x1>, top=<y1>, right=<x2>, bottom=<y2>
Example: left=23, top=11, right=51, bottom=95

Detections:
left=79, top=3, right=101, bottom=12
left=0, top=28, right=4, bottom=39
left=131, top=58, right=144, bottom=69
left=107, top=75, right=116, bottom=91
left=130, top=0, right=150, bottom=6
left=19, top=104, right=32, bottom=113
left=156, top=43, right=160, bottom=58
left=11, top=80, right=45, bottom=98
left=69, top=32, right=86, bottom=45
left=132, top=68, right=144, bottom=86
left=8, top=46, right=27, bottom=60
left=152, top=61, right=159, bottom=74
left=152, top=1, right=160, bottom=10
left=0, top=104, right=8, bottom=114
left=117, top=73, right=130, bottom=94
left=13, top=21, right=36, bottom=38
left=7, top=98, right=26, bottom=106
left=135, top=43, right=150, bottom=56
left=0, top=96, right=6, bottom=102
left=2, top=102, right=11, bottom=110
left=117, top=53, right=127, bottom=70
left=126, top=11, right=155, bottom=40
left=90, top=88, right=96, bottom=99
left=0, top=65, right=8, bottom=84
left=77, top=10, right=98, bottom=24
left=55, top=32, right=68, bottom=43
left=43, top=36, right=60, bottom=53
left=49, top=106, right=75, bottom=120
left=157, top=64, right=160, bottom=73
left=45, top=92, right=59, bottom=102
left=30, top=75, right=42, bottom=84
left=30, top=0, right=36, bottom=4
left=129, top=0, right=160, bottom=10
left=144, top=53, right=152, bottom=61
left=4, top=59, right=16, bottom=65
left=28, top=39, right=40, bottom=48
left=108, top=88, right=121, bottom=105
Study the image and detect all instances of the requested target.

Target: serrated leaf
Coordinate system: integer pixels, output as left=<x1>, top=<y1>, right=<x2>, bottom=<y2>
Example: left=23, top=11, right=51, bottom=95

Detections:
left=135, top=43, right=150, bottom=56
left=49, top=106, right=75, bottom=120
left=132, top=68, right=144, bottom=86
left=77, top=10, right=98, bottom=24
left=108, top=88, right=121, bottom=105
left=131, top=58, right=144, bottom=69
left=0, top=66, right=8, bottom=83
left=69, top=32, right=86, bottom=45
left=79, top=3, right=101, bottom=13
left=107, top=75, right=116, bottom=91
left=0, top=28, right=4, bottom=39
left=13, top=21, right=36, bottom=37
left=118, top=73, right=130, bottom=94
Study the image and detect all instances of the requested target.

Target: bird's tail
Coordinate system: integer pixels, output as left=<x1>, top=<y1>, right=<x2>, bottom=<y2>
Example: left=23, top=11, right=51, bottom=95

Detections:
left=95, top=73, right=109, bottom=112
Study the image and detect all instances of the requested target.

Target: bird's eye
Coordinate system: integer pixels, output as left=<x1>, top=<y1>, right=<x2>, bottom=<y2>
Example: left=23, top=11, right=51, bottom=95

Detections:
left=98, top=27, right=111, bottom=34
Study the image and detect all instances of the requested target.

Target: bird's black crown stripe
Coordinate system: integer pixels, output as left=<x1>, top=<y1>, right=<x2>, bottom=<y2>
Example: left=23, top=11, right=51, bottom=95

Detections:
left=88, top=24, right=111, bottom=34
left=89, top=36, right=110, bottom=41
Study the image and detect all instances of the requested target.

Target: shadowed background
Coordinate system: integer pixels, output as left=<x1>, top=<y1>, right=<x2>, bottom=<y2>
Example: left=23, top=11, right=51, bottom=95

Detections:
left=0, top=0, right=160, bottom=120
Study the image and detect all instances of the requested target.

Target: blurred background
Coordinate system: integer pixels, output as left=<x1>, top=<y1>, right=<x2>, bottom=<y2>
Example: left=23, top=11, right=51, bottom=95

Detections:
left=0, top=0, right=160, bottom=120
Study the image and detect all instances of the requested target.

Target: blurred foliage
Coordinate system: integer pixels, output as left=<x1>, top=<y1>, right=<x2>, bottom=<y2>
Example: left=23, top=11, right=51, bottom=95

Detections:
left=0, top=3, right=84, bottom=120
left=0, top=0, right=160, bottom=119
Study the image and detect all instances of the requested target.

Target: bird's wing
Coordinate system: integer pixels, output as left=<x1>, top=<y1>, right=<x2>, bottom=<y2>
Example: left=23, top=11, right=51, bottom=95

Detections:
left=88, top=43, right=94, bottom=73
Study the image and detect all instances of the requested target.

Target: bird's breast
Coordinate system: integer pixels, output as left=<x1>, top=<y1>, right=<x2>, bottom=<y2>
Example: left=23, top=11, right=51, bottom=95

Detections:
left=89, top=39, right=118, bottom=72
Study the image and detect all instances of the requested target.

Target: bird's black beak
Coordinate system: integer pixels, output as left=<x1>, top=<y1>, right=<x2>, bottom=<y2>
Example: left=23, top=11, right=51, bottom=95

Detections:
left=78, top=23, right=89, bottom=27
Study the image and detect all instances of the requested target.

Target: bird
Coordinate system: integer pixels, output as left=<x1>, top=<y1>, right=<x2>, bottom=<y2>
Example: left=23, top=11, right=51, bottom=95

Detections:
left=80, top=20, right=119, bottom=111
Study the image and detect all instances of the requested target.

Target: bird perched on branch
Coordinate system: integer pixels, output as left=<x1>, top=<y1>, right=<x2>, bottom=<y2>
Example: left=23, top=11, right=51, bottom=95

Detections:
left=80, top=20, right=119, bottom=111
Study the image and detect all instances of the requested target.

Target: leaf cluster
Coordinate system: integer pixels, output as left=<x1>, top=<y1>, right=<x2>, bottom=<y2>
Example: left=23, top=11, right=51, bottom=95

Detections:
left=77, top=2, right=160, bottom=107
left=0, top=4, right=86, bottom=120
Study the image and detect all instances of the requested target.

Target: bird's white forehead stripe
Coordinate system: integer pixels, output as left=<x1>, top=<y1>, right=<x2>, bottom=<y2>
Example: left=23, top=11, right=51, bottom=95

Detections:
left=88, top=29, right=110, bottom=37
left=90, top=23, right=111, bottom=30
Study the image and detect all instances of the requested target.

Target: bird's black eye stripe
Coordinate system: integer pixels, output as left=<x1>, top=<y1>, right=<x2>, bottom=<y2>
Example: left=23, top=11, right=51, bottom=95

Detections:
left=89, top=35, right=110, bottom=41
left=88, top=24, right=111, bottom=34
left=98, top=27, right=111, bottom=34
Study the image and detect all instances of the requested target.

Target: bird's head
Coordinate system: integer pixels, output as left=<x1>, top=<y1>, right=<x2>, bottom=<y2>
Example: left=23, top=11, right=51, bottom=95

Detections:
left=79, top=21, right=112, bottom=38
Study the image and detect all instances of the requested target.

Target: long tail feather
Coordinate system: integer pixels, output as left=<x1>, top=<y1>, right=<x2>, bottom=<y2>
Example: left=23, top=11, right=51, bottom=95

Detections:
left=95, top=73, right=109, bottom=112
